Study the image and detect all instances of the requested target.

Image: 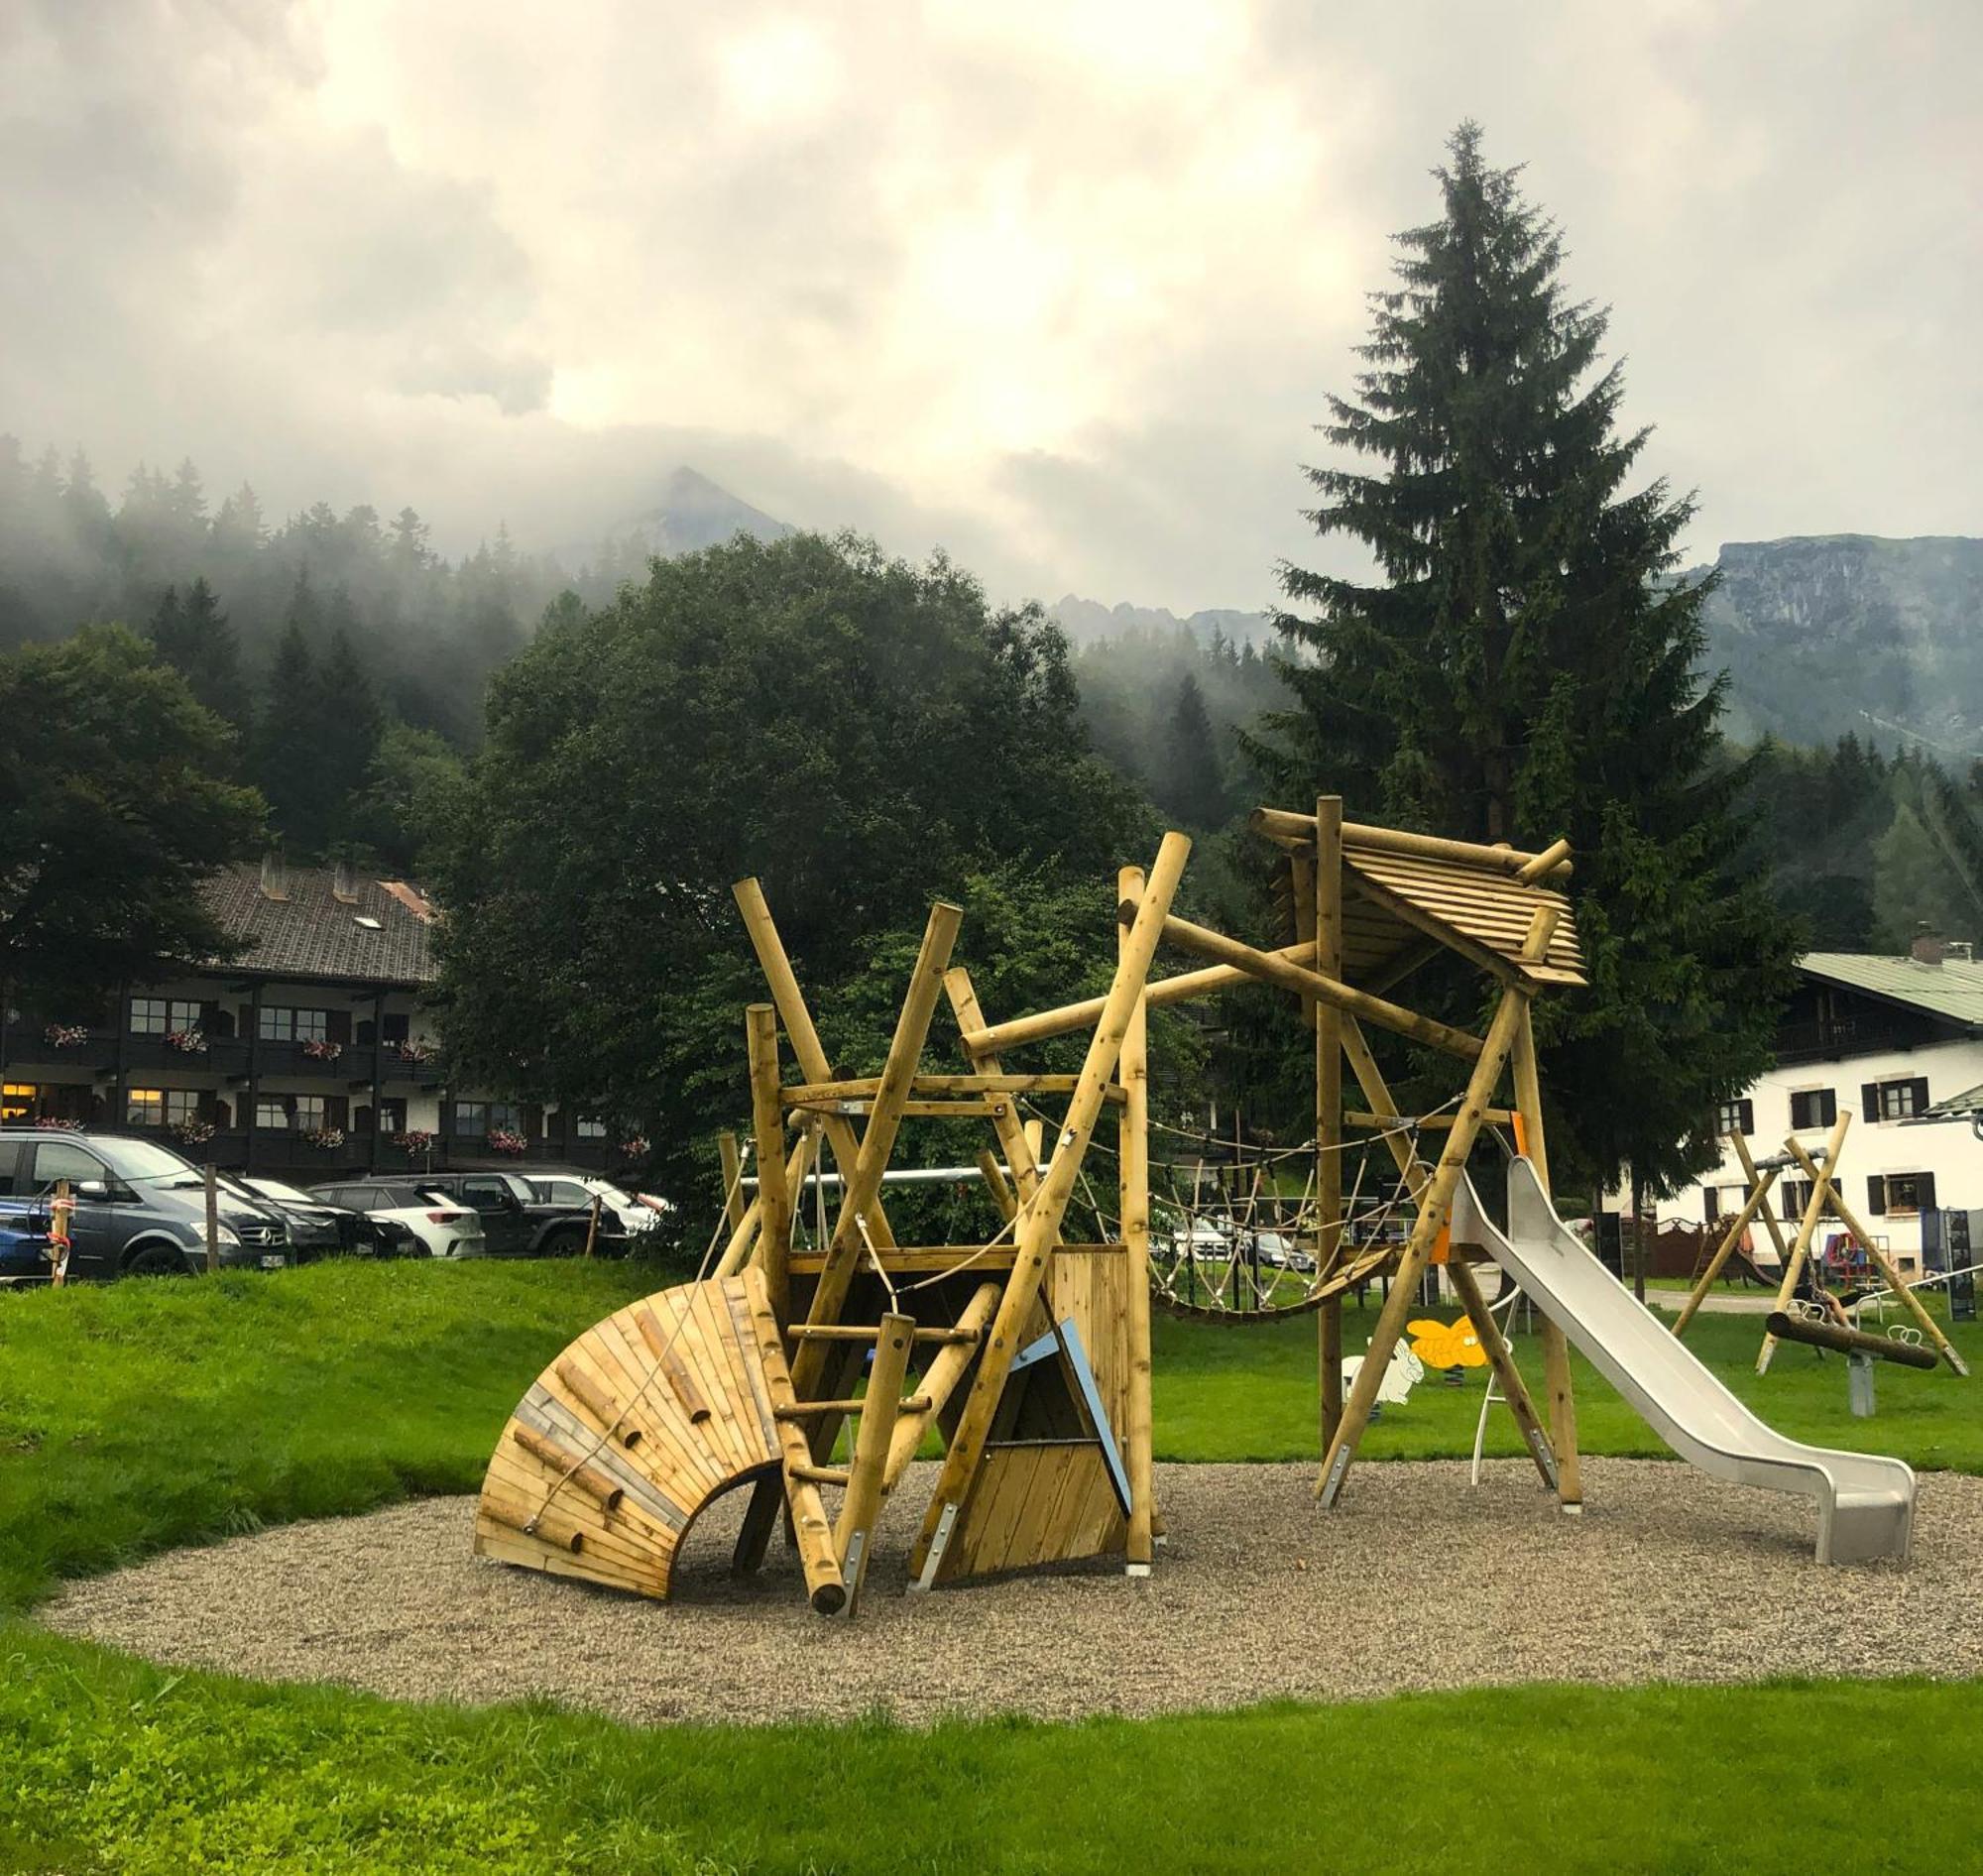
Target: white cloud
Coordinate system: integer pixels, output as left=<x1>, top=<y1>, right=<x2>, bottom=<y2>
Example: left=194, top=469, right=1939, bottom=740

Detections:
left=1, top=0, right=1976, bottom=610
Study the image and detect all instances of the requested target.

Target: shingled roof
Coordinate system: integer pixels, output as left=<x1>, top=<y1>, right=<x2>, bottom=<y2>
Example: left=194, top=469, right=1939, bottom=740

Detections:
left=197, top=864, right=438, bottom=987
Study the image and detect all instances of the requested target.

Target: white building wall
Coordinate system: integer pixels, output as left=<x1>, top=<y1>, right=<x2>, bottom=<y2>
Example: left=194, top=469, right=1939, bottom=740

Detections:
left=1689, top=1035, right=1983, bottom=1274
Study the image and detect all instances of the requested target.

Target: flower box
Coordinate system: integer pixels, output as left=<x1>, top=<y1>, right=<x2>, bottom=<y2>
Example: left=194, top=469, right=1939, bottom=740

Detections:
left=165, top=1028, right=208, bottom=1054
left=43, top=1024, right=89, bottom=1050
left=486, top=1128, right=527, bottom=1157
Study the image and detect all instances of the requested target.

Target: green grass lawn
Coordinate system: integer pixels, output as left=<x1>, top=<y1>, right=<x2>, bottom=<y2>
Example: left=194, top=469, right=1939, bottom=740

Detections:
left=4, top=1258, right=1981, bottom=1873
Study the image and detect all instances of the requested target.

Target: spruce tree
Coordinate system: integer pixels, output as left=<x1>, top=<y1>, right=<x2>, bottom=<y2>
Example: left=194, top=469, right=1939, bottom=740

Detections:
left=147, top=577, right=245, bottom=730
left=255, top=577, right=329, bottom=855
left=1251, top=123, right=1798, bottom=1202
left=1159, top=670, right=1228, bottom=830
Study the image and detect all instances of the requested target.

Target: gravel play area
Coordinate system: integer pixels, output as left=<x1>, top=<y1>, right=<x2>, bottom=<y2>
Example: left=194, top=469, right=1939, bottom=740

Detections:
left=43, top=1460, right=1983, bottom=1726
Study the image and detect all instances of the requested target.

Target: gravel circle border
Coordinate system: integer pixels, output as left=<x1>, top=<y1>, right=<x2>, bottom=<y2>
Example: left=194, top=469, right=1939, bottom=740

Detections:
left=42, top=1460, right=1983, bottom=1727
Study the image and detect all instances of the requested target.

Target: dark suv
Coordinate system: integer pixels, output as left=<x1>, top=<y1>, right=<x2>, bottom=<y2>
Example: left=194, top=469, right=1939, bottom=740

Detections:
left=0, top=1130, right=292, bottom=1278
left=412, top=1170, right=612, bottom=1256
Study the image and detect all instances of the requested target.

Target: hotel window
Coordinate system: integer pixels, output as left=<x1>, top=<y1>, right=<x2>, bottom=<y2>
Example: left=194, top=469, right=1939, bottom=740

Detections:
left=256, top=1099, right=291, bottom=1129
left=1714, top=1098, right=1754, bottom=1138
left=293, top=1095, right=327, bottom=1131
left=1869, top=1171, right=1936, bottom=1218
left=455, top=1101, right=523, bottom=1134
left=1789, top=1088, right=1837, bottom=1130
left=1864, top=1077, right=1929, bottom=1122
left=165, top=1090, right=203, bottom=1126
left=574, top=1116, right=607, bottom=1138
left=259, top=1006, right=329, bottom=1043
left=2, top=1083, right=34, bottom=1123
left=126, top=1088, right=164, bottom=1126
left=131, top=997, right=201, bottom=1035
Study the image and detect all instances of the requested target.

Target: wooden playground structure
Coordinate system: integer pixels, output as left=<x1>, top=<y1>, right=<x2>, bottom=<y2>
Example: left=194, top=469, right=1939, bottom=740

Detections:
left=1675, top=1113, right=1969, bottom=1381
left=474, top=802, right=1596, bottom=1611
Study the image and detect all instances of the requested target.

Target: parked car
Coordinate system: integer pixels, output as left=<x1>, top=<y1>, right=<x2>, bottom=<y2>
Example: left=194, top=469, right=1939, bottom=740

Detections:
left=0, top=1194, right=53, bottom=1283
left=307, top=1180, right=488, bottom=1259
left=414, top=1170, right=614, bottom=1257
left=0, top=1129, right=291, bottom=1278
left=525, top=1174, right=665, bottom=1242
left=232, top=1176, right=415, bottom=1259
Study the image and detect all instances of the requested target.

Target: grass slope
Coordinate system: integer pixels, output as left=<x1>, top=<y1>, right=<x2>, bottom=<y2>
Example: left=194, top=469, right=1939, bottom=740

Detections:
left=5, top=1261, right=1981, bottom=1873
left=5, top=1627, right=1980, bottom=1876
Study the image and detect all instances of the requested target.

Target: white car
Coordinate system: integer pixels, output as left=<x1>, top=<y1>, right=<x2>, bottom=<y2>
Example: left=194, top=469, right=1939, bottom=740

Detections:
left=527, top=1175, right=668, bottom=1239
left=308, top=1179, right=488, bottom=1259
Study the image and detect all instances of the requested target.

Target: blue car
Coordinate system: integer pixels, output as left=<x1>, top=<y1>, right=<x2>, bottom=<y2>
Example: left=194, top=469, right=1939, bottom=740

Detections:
left=0, top=1194, right=53, bottom=1282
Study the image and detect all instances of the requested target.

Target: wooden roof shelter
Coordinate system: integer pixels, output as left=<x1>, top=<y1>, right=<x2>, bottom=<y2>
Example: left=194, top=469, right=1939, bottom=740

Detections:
left=474, top=802, right=1592, bottom=1612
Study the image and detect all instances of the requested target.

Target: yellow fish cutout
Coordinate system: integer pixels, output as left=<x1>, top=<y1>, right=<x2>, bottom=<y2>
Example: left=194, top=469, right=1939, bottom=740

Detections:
left=1406, top=1316, right=1487, bottom=1369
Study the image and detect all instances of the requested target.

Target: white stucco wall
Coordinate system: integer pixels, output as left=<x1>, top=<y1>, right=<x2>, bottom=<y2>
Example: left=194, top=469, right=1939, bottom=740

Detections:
left=1686, top=1035, right=1983, bottom=1273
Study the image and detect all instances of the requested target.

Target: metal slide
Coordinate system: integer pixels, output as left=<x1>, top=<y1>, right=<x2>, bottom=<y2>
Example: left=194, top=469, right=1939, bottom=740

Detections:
left=1450, top=1159, right=1917, bottom=1566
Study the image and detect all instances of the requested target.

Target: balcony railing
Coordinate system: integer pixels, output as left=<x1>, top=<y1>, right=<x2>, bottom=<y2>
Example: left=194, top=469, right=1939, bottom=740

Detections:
left=1777, top=1018, right=1923, bottom=1066
left=3, top=1019, right=118, bottom=1072
left=124, top=1034, right=251, bottom=1076
left=252, top=1041, right=379, bottom=1083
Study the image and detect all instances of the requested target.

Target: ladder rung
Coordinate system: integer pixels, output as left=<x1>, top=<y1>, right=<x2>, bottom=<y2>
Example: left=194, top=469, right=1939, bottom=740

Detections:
left=789, top=1463, right=851, bottom=1487
left=776, top=1395, right=933, bottom=1420
left=787, top=1324, right=979, bottom=1346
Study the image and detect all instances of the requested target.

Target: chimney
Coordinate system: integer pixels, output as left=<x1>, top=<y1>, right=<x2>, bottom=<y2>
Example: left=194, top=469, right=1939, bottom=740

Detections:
left=331, top=859, right=360, bottom=904
left=258, top=852, right=289, bottom=902
left=1911, top=930, right=1945, bottom=969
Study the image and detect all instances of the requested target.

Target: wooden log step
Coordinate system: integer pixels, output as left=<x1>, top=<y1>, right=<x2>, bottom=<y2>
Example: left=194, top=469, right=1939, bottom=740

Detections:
left=775, top=1395, right=933, bottom=1419
left=1766, top=1311, right=1940, bottom=1370
left=554, top=1358, right=643, bottom=1448
left=510, top=1424, right=626, bottom=1511
left=788, top=1322, right=981, bottom=1345
left=789, top=1463, right=852, bottom=1487
left=481, top=1493, right=588, bottom=1554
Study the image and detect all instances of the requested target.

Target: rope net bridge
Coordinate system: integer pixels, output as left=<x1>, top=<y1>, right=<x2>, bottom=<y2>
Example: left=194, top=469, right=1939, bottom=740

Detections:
left=473, top=804, right=1590, bottom=1613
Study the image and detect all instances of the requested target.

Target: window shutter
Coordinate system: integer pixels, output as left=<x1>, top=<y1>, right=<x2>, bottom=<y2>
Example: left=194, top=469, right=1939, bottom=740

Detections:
left=1704, top=1186, right=1719, bottom=1225
left=524, top=1104, right=544, bottom=1139
left=326, top=1094, right=349, bottom=1128
left=1782, top=1186, right=1800, bottom=1222
left=1862, top=1083, right=1880, bottom=1121
left=1918, top=1171, right=1937, bottom=1213
left=1867, top=1176, right=1886, bottom=1216
left=1819, top=1088, right=1837, bottom=1126
left=1911, top=1077, right=1930, bottom=1114
left=327, top=1008, right=353, bottom=1044
left=1739, top=1100, right=1754, bottom=1133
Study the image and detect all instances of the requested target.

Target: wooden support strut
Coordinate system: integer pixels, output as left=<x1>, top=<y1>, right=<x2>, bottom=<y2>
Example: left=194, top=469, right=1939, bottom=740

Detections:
left=1672, top=1140, right=1782, bottom=1337
left=1114, top=902, right=1485, bottom=1061
left=1336, top=1015, right=1558, bottom=1492
left=747, top=1004, right=791, bottom=1323
left=834, top=1312, right=915, bottom=1613
left=1318, top=985, right=1530, bottom=1507
left=1119, top=862, right=1158, bottom=1573
left=947, top=967, right=1044, bottom=1211
left=1248, top=807, right=1574, bottom=879
left=1314, top=797, right=1345, bottom=1455
left=1781, top=1136, right=1970, bottom=1377
left=883, top=1281, right=1001, bottom=1488
left=1758, top=1112, right=1852, bottom=1375
left=911, top=831, right=1191, bottom=1583
left=732, top=878, right=897, bottom=1249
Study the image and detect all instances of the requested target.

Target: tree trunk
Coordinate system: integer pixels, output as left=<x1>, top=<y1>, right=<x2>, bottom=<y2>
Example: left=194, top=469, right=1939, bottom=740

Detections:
left=1630, top=1164, right=1648, bottom=1304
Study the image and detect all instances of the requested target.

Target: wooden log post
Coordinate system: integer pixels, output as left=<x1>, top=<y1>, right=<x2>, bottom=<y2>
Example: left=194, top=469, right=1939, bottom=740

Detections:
left=946, top=968, right=1042, bottom=1212
left=1118, top=862, right=1158, bottom=1574
left=739, top=1268, right=846, bottom=1614
left=712, top=1128, right=812, bottom=1280
left=1338, top=1015, right=1558, bottom=1492
left=1314, top=797, right=1346, bottom=1454
left=717, top=1130, right=747, bottom=1233
left=790, top=900, right=962, bottom=1421
left=49, top=1178, right=72, bottom=1288
left=1782, top=1136, right=1970, bottom=1377
left=1734, top=1131, right=1798, bottom=1273
left=910, top=832, right=1191, bottom=1584
left=203, top=1162, right=219, bottom=1275
left=1510, top=994, right=1580, bottom=1508
left=1759, top=1112, right=1851, bottom=1375
left=747, top=1004, right=791, bottom=1322
left=1318, top=985, right=1528, bottom=1507
left=834, top=1312, right=915, bottom=1612
left=1672, top=1147, right=1782, bottom=1337
left=582, top=1193, right=602, bottom=1259
left=733, top=878, right=897, bottom=1248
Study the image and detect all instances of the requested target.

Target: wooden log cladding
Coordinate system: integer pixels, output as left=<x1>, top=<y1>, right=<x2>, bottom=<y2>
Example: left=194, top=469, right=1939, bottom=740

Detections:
left=1765, top=1311, right=1940, bottom=1370
left=555, top=1358, right=642, bottom=1448
left=962, top=940, right=1318, bottom=1056
left=1249, top=806, right=1574, bottom=879
left=1121, top=901, right=1485, bottom=1060
left=509, top=1424, right=626, bottom=1511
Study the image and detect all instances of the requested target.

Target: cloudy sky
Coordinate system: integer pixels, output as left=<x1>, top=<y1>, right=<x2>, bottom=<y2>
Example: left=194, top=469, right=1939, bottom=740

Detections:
left=4, top=0, right=1977, bottom=611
